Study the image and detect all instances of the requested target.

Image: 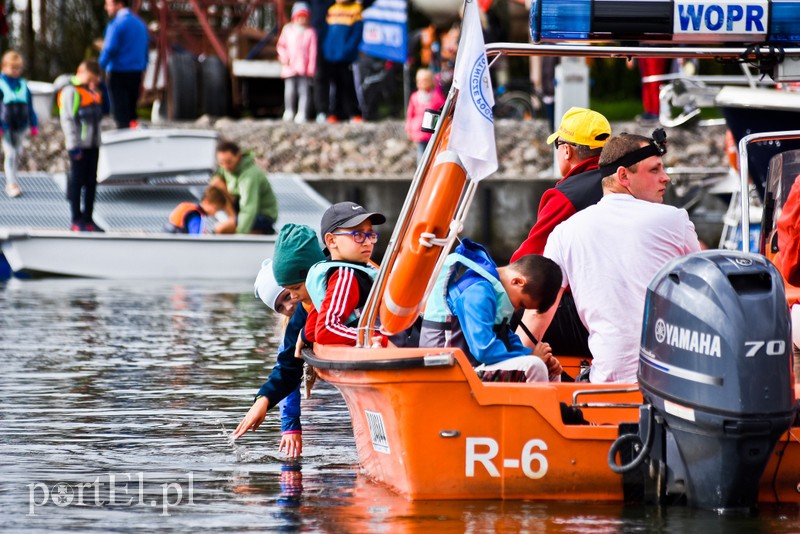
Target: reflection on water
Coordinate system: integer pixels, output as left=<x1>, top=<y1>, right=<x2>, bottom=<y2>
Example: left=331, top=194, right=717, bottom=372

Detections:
left=1, top=278, right=800, bottom=532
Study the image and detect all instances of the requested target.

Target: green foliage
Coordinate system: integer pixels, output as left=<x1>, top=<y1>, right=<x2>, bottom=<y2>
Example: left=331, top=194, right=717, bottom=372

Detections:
left=13, top=0, right=107, bottom=81
left=589, top=98, right=643, bottom=121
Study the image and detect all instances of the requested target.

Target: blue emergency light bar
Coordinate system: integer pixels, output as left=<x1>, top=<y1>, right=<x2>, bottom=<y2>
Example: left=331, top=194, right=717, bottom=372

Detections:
left=530, top=0, right=800, bottom=44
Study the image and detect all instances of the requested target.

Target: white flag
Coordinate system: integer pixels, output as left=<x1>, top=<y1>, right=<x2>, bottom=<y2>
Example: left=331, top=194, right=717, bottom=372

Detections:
left=447, top=0, right=497, bottom=182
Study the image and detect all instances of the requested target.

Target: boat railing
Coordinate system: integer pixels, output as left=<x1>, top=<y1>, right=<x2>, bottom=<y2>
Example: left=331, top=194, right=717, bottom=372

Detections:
left=358, top=42, right=800, bottom=347
left=572, top=387, right=642, bottom=409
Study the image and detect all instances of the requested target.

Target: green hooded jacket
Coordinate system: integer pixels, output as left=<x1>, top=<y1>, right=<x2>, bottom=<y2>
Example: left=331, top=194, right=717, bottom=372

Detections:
left=216, top=152, right=279, bottom=233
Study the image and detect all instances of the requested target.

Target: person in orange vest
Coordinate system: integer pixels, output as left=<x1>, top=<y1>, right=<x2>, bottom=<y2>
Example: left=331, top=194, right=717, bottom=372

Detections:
left=164, top=185, right=230, bottom=234
left=59, top=60, right=104, bottom=232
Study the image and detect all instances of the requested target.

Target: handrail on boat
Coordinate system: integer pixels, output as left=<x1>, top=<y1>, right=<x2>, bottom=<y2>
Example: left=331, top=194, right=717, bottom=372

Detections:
left=572, top=387, right=641, bottom=407
left=738, top=131, right=800, bottom=252
left=302, top=347, right=455, bottom=370
left=357, top=42, right=800, bottom=346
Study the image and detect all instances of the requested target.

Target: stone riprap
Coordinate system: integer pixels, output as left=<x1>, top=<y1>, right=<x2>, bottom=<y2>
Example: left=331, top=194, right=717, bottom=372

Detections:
left=16, top=116, right=728, bottom=179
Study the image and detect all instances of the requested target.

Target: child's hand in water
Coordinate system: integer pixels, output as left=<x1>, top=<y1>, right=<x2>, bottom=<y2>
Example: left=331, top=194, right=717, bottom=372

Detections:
left=231, top=396, right=268, bottom=440
left=279, top=432, right=303, bottom=458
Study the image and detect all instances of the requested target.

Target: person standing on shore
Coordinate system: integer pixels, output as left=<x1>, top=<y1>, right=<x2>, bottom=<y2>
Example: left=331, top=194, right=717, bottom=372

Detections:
left=99, top=0, right=148, bottom=129
left=59, top=60, right=104, bottom=232
left=321, top=0, right=365, bottom=123
left=405, top=68, right=444, bottom=163
left=0, top=50, right=38, bottom=198
left=277, top=2, right=317, bottom=124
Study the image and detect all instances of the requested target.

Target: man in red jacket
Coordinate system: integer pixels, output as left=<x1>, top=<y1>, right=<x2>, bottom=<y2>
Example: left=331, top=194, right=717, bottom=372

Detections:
left=513, top=107, right=610, bottom=364
left=511, top=107, right=611, bottom=261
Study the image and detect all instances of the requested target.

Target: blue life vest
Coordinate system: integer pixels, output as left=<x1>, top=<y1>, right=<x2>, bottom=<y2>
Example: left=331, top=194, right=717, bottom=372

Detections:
left=306, top=260, right=378, bottom=326
left=420, top=239, right=516, bottom=365
left=0, top=77, right=30, bottom=131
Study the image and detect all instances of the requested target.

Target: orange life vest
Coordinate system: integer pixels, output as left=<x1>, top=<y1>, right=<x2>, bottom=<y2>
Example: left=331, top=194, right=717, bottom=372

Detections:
left=168, top=202, right=204, bottom=232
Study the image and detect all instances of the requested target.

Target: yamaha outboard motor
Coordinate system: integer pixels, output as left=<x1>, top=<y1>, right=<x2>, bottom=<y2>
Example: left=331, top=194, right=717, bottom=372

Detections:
left=610, top=250, right=796, bottom=511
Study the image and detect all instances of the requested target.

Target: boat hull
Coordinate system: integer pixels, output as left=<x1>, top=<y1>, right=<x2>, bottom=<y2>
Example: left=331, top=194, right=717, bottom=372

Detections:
left=310, top=345, right=800, bottom=502
left=0, top=230, right=275, bottom=279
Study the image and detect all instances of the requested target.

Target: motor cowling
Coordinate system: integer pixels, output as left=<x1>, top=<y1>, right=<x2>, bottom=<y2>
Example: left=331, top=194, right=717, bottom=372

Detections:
left=632, top=251, right=796, bottom=510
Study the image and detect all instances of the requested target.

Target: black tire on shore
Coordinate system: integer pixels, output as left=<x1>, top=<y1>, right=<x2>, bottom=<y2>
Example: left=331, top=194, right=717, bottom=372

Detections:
left=200, top=55, right=231, bottom=118
left=168, top=51, right=199, bottom=120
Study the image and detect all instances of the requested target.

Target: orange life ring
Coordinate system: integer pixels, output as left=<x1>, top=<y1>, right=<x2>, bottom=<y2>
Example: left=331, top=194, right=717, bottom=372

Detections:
left=379, top=150, right=467, bottom=335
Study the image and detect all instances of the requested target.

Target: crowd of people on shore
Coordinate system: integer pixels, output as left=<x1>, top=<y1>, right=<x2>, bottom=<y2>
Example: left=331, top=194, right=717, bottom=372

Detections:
left=0, top=0, right=280, bottom=236
left=231, top=105, right=701, bottom=456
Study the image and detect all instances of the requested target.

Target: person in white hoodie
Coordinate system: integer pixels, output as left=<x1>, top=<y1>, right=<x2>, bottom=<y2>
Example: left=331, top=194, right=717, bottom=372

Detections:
left=277, top=2, right=317, bottom=123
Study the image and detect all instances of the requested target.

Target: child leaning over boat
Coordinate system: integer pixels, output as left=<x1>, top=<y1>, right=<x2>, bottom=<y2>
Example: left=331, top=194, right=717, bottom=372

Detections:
left=163, top=185, right=230, bottom=234
left=231, top=224, right=325, bottom=456
left=253, top=258, right=303, bottom=457
left=303, top=202, right=389, bottom=347
left=420, top=239, right=563, bottom=382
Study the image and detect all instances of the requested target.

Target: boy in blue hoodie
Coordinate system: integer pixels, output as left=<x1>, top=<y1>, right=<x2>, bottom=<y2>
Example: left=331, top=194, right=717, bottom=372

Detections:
left=420, top=239, right=563, bottom=382
left=99, top=0, right=149, bottom=129
left=321, top=0, right=364, bottom=122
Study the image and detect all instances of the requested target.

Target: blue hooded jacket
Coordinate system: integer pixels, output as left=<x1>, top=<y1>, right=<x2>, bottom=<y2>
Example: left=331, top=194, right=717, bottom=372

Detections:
left=421, top=239, right=532, bottom=365
left=99, top=8, right=149, bottom=72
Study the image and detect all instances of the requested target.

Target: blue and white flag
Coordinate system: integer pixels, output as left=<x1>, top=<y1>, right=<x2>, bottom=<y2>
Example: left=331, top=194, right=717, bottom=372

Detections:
left=448, top=0, right=497, bottom=182
left=360, top=0, right=408, bottom=63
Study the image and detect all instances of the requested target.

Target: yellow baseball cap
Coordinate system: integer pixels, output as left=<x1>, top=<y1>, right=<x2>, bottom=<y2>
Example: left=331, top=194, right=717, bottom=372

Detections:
left=546, top=107, right=611, bottom=149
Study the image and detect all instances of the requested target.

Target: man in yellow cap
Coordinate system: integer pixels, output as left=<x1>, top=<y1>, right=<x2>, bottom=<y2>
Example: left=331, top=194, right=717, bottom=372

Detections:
left=512, top=107, right=610, bottom=362
left=511, top=107, right=611, bottom=261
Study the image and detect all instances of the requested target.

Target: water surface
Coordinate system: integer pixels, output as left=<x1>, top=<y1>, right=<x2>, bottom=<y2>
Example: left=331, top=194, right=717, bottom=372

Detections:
left=2, top=278, right=800, bottom=532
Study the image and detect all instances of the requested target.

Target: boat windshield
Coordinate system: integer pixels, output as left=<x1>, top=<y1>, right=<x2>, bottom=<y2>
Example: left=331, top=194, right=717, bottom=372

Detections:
left=761, top=149, right=800, bottom=256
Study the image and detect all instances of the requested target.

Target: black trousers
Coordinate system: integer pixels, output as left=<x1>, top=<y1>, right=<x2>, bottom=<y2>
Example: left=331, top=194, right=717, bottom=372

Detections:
left=67, top=147, right=99, bottom=224
left=327, top=61, right=361, bottom=120
left=313, top=51, right=330, bottom=118
left=107, top=70, right=143, bottom=129
left=541, top=291, right=593, bottom=359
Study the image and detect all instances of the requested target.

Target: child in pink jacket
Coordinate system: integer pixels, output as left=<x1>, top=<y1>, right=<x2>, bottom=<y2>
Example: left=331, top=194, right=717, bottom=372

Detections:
left=277, top=2, right=317, bottom=123
left=405, top=68, right=445, bottom=163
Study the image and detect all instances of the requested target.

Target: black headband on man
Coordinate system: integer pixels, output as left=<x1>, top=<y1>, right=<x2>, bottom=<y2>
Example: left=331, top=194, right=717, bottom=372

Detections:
left=599, top=128, right=668, bottom=178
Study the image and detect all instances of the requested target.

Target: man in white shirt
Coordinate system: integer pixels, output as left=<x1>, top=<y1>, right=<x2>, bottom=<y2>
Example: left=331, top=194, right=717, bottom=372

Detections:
left=527, top=131, right=701, bottom=383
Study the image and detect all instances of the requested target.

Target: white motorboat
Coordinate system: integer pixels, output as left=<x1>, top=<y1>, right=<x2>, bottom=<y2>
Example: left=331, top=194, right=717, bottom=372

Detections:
left=0, top=230, right=275, bottom=279
left=0, top=172, right=329, bottom=279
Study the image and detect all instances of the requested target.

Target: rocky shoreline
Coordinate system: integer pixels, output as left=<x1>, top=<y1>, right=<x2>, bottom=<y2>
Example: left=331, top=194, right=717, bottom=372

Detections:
left=18, top=116, right=728, bottom=179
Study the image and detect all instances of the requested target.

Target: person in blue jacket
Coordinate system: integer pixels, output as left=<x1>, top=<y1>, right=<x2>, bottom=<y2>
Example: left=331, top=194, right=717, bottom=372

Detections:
left=99, top=0, right=149, bottom=129
left=420, top=239, right=563, bottom=382
left=321, top=0, right=365, bottom=122
left=231, top=224, right=325, bottom=457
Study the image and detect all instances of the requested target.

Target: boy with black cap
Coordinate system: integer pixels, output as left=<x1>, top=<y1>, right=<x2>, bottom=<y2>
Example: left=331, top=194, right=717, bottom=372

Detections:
left=305, top=201, right=387, bottom=346
left=231, top=223, right=324, bottom=452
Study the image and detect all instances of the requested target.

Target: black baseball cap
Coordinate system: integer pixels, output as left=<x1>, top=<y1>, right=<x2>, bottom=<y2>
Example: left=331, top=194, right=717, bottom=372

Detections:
left=320, top=201, right=386, bottom=238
